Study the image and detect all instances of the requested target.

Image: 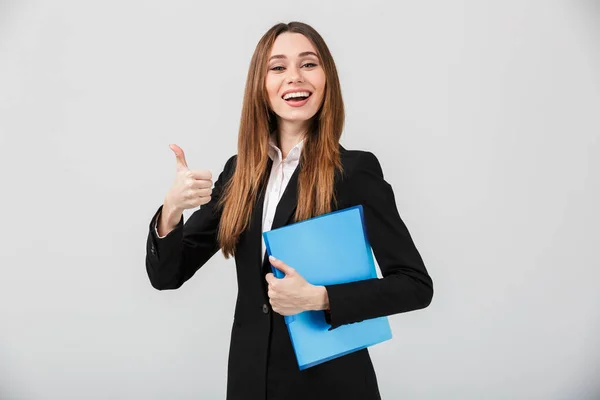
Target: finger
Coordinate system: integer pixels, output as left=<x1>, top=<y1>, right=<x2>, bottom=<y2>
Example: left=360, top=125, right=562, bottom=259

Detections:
left=190, top=178, right=213, bottom=189
left=189, top=170, right=213, bottom=181
left=269, top=256, right=295, bottom=275
left=189, top=180, right=212, bottom=193
left=169, top=144, right=189, bottom=172
left=193, top=188, right=212, bottom=198
left=197, top=195, right=211, bottom=206
left=269, top=298, right=278, bottom=313
left=265, top=273, right=275, bottom=285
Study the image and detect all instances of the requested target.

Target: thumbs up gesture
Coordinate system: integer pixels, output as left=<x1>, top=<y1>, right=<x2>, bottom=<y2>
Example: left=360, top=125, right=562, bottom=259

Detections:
left=164, top=144, right=213, bottom=212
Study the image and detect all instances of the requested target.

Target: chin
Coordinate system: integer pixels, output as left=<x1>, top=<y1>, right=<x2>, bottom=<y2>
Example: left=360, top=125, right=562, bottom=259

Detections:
left=284, top=115, right=312, bottom=122
left=279, top=110, right=318, bottom=122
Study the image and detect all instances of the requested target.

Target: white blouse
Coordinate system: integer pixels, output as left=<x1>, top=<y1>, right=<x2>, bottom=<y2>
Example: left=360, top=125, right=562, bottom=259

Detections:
left=261, top=136, right=304, bottom=258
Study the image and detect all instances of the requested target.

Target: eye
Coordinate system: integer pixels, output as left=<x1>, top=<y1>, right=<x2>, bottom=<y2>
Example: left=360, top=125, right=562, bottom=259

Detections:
left=302, top=62, right=317, bottom=68
left=270, top=66, right=285, bottom=71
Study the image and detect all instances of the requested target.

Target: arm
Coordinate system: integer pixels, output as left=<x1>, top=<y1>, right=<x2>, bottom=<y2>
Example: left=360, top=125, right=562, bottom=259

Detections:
left=145, top=154, right=237, bottom=290
left=153, top=210, right=168, bottom=239
left=324, top=151, right=433, bottom=329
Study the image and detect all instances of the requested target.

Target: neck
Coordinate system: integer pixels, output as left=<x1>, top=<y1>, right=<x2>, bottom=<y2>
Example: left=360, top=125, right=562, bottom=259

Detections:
left=276, top=119, right=308, bottom=159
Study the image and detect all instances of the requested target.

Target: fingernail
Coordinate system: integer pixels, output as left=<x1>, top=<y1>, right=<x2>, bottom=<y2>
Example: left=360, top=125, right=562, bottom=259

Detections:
left=269, top=255, right=276, bottom=261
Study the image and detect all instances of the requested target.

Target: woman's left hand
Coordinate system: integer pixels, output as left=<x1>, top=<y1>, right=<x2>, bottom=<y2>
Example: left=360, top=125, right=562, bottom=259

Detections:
left=265, top=256, right=328, bottom=316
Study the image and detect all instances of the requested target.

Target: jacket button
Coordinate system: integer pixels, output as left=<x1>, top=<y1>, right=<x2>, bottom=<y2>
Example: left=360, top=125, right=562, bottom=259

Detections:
left=262, top=303, right=269, bottom=314
left=150, top=246, right=156, bottom=255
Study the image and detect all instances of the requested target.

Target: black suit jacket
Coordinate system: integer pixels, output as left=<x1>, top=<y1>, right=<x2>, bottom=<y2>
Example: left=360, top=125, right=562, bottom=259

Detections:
left=146, top=145, right=433, bottom=400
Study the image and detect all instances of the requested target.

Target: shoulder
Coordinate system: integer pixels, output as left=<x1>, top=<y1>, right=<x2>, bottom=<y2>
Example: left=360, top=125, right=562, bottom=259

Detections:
left=213, top=154, right=238, bottom=183
left=339, top=147, right=393, bottom=206
left=338, top=146, right=391, bottom=207
left=223, top=154, right=238, bottom=173
left=340, top=146, right=384, bottom=179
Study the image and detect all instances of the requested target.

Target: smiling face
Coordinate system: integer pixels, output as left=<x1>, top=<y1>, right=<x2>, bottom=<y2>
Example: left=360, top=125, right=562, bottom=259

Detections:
left=265, top=32, right=326, bottom=131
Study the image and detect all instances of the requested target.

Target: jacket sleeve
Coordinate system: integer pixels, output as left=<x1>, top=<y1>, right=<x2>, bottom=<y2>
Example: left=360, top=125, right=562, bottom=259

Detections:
left=145, top=154, right=237, bottom=290
left=324, top=151, right=433, bottom=329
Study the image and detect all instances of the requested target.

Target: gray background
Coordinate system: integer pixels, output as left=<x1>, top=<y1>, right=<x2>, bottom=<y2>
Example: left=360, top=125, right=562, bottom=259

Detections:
left=1, top=0, right=599, bottom=399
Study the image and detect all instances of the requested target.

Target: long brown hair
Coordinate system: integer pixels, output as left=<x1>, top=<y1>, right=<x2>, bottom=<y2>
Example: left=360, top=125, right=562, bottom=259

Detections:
left=217, top=21, right=345, bottom=258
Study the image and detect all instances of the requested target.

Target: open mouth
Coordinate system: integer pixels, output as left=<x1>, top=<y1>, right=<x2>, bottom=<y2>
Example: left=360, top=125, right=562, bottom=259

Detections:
left=282, top=91, right=312, bottom=103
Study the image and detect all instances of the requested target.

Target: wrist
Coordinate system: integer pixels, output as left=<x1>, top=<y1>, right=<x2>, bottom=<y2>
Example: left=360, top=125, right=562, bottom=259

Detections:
left=163, top=198, right=183, bottom=224
left=306, top=285, right=329, bottom=311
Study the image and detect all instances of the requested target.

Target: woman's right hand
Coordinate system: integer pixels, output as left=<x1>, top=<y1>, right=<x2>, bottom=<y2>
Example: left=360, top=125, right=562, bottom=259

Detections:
left=164, top=144, right=213, bottom=212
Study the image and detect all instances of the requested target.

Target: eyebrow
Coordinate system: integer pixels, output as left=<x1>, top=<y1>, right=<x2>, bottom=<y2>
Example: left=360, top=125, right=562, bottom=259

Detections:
left=268, top=51, right=319, bottom=62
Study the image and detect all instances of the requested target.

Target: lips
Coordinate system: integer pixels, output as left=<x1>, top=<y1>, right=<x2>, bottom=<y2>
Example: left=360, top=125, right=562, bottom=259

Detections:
left=281, top=89, right=313, bottom=99
left=281, top=91, right=312, bottom=109
left=283, top=95, right=311, bottom=108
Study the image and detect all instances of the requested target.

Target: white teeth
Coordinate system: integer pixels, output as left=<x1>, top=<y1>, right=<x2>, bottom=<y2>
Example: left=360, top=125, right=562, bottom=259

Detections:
left=283, top=91, right=311, bottom=100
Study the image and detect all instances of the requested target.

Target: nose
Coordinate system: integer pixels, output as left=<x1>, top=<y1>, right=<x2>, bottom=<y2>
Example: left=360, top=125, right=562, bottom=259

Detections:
left=286, top=64, right=304, bottom=84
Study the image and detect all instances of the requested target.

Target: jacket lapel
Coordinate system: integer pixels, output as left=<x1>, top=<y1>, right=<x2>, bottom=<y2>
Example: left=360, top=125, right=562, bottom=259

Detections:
left=246, top=157, right=302, bottom=267
left=270, top=158, right=302, bottom=231
left=258, top=158, right=303, bottom=269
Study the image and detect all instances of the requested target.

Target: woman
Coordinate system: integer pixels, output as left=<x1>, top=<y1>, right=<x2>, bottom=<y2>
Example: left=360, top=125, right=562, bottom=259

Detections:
left=146, top=21, right=433, bottom=400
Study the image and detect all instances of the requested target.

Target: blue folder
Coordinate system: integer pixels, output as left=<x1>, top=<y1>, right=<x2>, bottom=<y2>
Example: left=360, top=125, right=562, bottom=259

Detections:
left=263, top=205, right=392, bottom=370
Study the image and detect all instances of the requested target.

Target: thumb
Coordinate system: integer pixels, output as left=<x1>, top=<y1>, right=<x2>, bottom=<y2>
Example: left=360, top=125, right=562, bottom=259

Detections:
left=269, top=256, right=295, bottom=276
left=169, top=144, right=188, bottom=172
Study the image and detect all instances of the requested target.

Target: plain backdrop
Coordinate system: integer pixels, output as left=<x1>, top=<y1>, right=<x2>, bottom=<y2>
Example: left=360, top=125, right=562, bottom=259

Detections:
left=1, top=1, right=599, bottom=399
